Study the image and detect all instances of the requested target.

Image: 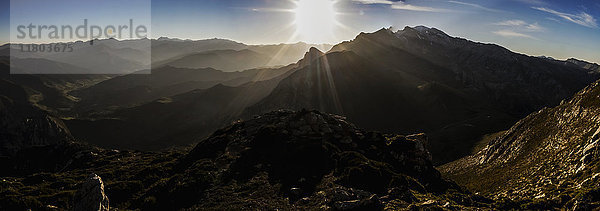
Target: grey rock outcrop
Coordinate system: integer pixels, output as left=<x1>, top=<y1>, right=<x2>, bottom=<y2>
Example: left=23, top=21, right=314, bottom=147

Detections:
left=73, top=173, right=109, bottom=211
left=441, top=80, right=600, bottom=209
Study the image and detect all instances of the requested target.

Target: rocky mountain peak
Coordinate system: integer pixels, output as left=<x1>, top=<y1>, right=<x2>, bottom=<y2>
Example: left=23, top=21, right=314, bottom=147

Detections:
left=412, top=26, right=448, bottom=36
left=306, top=47, right=324, bottom=58
left=394, top=25, right=455, bottom=47
left=298, top=47, right=325, bottom=66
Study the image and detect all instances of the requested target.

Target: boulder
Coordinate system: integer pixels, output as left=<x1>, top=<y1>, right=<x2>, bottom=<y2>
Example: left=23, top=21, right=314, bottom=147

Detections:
left=73, top=173, right=109, bottom=211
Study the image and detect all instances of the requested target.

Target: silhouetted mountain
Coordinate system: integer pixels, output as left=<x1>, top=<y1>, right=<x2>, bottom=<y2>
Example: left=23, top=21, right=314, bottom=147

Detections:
left=250, top=26, right=599, bottom=163
left=332, top=26, right=597, bottom=116
left=441, top=80, right=600, bottom=209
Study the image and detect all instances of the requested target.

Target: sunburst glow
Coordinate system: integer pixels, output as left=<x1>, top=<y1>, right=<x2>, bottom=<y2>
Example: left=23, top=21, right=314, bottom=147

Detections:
left=293, top=0, right=338, bottom=44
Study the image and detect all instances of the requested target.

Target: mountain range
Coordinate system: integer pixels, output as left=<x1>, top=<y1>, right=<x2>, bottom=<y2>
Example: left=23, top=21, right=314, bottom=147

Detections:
left=1, top=26, right=600, bottom=209
left=62, top=26, right=599, bottom=164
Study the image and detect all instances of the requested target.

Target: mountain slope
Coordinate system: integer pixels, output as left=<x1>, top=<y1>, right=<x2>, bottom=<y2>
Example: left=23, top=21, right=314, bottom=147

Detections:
left=9, top=58, right=93, bottom=74
left=66, top=66, right=296, bottom=150
left=0, top=57, right=108, bottom=114
left=65, top=48, right=324, bottom=149
left=250, top=27, right=599, bottom=163
left=2, top=110, right=493, bottom=210
left=247, top=48, right=490, bottom=132
left=331, top=26, right=597, bottom=116
left=566, top=58, right=600, bottom=73
left=0, top=78, right=72, bottom=157
left=71, top=65, right=294, bottom=115
left=441, top=80, right=600, bottom=209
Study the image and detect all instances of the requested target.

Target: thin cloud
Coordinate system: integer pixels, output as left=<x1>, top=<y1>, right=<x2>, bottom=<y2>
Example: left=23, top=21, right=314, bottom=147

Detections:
left=493, top=30, right=538, bottom=39
left=448, top=1, right=504, bottom=13
left=495, top=19, right=545, bottom=31
left=514, top=0, right=546, bottom=5
left=391, top=2, right=446, bottom=12
left=352, top=0, right=448, bottom=12
left=352, top=0, right=395, bottom=4
left=533, top=7, right=598, bottom=28
left=249, top=8, right=292, bottom=13
left=546, top=17, right=561, bottom=23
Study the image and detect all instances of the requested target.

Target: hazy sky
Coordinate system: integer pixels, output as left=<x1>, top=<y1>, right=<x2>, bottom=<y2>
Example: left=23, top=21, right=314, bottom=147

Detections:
left=1, top=0, right=599, bottom=63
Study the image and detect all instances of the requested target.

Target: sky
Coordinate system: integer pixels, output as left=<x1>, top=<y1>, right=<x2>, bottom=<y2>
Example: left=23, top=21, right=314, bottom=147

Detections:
left=0, top=0, right=599, bottom=63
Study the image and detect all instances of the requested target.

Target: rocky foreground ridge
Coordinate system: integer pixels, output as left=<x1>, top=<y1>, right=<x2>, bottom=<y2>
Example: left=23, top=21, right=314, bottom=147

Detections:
left=174, top=109, right=475, bottom=209
left=441, top=80, right=600, bottom=210
left=1, top=110, right=494, bottom=210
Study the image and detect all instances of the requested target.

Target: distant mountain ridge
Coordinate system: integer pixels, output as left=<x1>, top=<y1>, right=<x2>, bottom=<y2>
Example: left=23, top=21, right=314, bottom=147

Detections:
left=2, top=38, right=332, bottom=74
left=159, top=49, right=275, bottom=72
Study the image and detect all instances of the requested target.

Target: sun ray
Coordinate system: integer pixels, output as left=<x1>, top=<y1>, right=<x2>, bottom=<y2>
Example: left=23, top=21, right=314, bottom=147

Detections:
left=262, top=22, right=299, bottom=67
left=320, top=54, right=343, bottom=114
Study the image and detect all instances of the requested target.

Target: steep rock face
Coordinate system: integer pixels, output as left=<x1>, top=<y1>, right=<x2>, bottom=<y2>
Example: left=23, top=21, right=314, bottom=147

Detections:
left=73, top=173, right=110, bottom=211
left=441, top=80, right=600, bottom=209
left=140, top=110, right=483, bottom=209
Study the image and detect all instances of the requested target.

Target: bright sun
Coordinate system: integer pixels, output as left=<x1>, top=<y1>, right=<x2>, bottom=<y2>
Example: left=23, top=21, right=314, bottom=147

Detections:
left=293, top=0, right=337, bottom=44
